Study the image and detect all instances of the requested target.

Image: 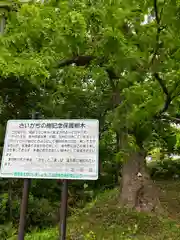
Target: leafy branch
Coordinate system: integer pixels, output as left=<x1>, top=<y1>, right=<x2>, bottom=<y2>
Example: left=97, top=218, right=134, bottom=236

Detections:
left=58, top=55, right=94, bottom=67
left=150, top=0, right=162, bottom=65
left=58, top=55, right=119, bottom=80
left=152, top=1, right=177, bottom=117
left=153, top=72, right=179, bottom=118
left=57, top=55, right=122, bottom=107
left=153, top=73, right=171, bottom=115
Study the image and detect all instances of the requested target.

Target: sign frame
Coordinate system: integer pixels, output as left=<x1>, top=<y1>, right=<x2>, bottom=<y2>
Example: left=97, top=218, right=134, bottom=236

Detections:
left=0, top=119, right=99, bottom=180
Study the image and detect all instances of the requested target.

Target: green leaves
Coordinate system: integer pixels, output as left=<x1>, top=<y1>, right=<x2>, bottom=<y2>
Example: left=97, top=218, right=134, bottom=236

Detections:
left=0, top=0, right=180, bottom=156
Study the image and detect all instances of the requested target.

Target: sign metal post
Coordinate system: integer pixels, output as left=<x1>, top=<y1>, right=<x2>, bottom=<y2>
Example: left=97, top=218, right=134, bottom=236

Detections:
left=60, top=179, right=68, bottom=240
left=18, top=112, right=40, bottom=240
left=18, top=178, right=31, bottom=240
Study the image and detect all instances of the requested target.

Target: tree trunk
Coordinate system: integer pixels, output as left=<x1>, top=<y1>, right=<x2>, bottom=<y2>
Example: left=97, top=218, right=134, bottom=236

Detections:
left=115, top=131, right=121, bottom=184
left=120, top=150, right=161, bottom=212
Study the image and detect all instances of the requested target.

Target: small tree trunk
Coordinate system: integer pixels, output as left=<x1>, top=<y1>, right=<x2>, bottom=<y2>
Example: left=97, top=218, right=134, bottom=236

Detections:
left=120, top=150, right=161, bottom=212
left=115, top=132, right=120, bottom=184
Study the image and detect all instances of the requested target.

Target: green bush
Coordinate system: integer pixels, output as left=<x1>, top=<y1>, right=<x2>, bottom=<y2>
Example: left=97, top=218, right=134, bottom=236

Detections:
left=19, top=195, right=58, bottom=230
left=0, top=194, right=58, bottom=231
left=148, top=158, right=180, bottom=180
left=0, top=193, right=9, bottom=224
left=0, top=223, right=16, bottom=240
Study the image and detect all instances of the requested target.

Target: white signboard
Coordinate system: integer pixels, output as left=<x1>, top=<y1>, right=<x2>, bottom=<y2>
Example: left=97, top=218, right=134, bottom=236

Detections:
left=0, top=119, right=99, bottom=180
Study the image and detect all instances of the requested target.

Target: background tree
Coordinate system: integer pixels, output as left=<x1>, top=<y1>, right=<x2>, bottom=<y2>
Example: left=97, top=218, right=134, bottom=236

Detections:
left=1, top=0, right=180, bottom=219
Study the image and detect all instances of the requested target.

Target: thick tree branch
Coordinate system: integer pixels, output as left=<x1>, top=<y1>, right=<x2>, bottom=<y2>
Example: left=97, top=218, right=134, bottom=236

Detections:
left=160, top=95, right=171, bottom=114
left=159, top=115, right=180, bottom=124
left=57, top=55, right=121, bottom=107
left=152, top=2, right=180, bottom=118
left=153, top=72, right=172, bottom=115
left=58, top=55, right=94, bottom=67
left=154, top=72, right=180, bottom=118
left=154, top=73, right=168, bottom=96
left=149, top=1, right=167, bottom=67
left=154, top=0, right=160, bottom=25
left=150, top=0, right=162, bottom=65
left=58, top=55, right=119, bottom=80
left=169, top=81, right=180, bottom=99
left=169, top=117, right=180, bottom=124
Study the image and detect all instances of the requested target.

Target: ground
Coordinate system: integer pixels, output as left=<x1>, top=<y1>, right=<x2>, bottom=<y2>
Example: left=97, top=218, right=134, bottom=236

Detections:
left=10, top=181, right=180, bottom=239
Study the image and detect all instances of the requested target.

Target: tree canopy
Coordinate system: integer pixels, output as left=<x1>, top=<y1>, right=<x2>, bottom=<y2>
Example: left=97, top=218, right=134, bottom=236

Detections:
left=1, top=0, right=180, bottom=213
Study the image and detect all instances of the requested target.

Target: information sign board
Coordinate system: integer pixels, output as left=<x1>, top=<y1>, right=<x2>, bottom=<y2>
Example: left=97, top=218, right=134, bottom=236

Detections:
left=0, top=119, right=99, bottom=180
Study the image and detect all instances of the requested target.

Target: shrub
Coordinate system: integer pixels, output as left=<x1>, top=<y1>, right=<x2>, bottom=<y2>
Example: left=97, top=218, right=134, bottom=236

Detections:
left=0, top=193, right=8, bottom=224
left=0, top=223, right=16, bottom=240
left=148, top=158, right=180, bottom=180
left=26, top=195, right=58, bottom=230
left=0, top=194, right=58, bottom=231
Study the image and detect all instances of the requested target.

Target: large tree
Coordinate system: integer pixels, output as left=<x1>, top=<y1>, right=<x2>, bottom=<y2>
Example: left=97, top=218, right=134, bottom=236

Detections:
left=1, top=0, right=180, bottom=212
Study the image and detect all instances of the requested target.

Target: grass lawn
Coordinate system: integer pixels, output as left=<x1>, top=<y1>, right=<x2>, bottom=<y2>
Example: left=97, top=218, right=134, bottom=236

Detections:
left=8, top=180, right=179, bottom=240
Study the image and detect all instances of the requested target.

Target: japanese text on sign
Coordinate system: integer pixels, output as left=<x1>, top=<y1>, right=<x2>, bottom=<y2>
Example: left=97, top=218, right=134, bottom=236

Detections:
left=0, top=119, right=99, bottom=180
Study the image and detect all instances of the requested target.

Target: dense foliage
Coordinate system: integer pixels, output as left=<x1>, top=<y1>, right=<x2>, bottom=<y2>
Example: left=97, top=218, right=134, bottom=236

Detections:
left=1, top=0, right=180, bottom=238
